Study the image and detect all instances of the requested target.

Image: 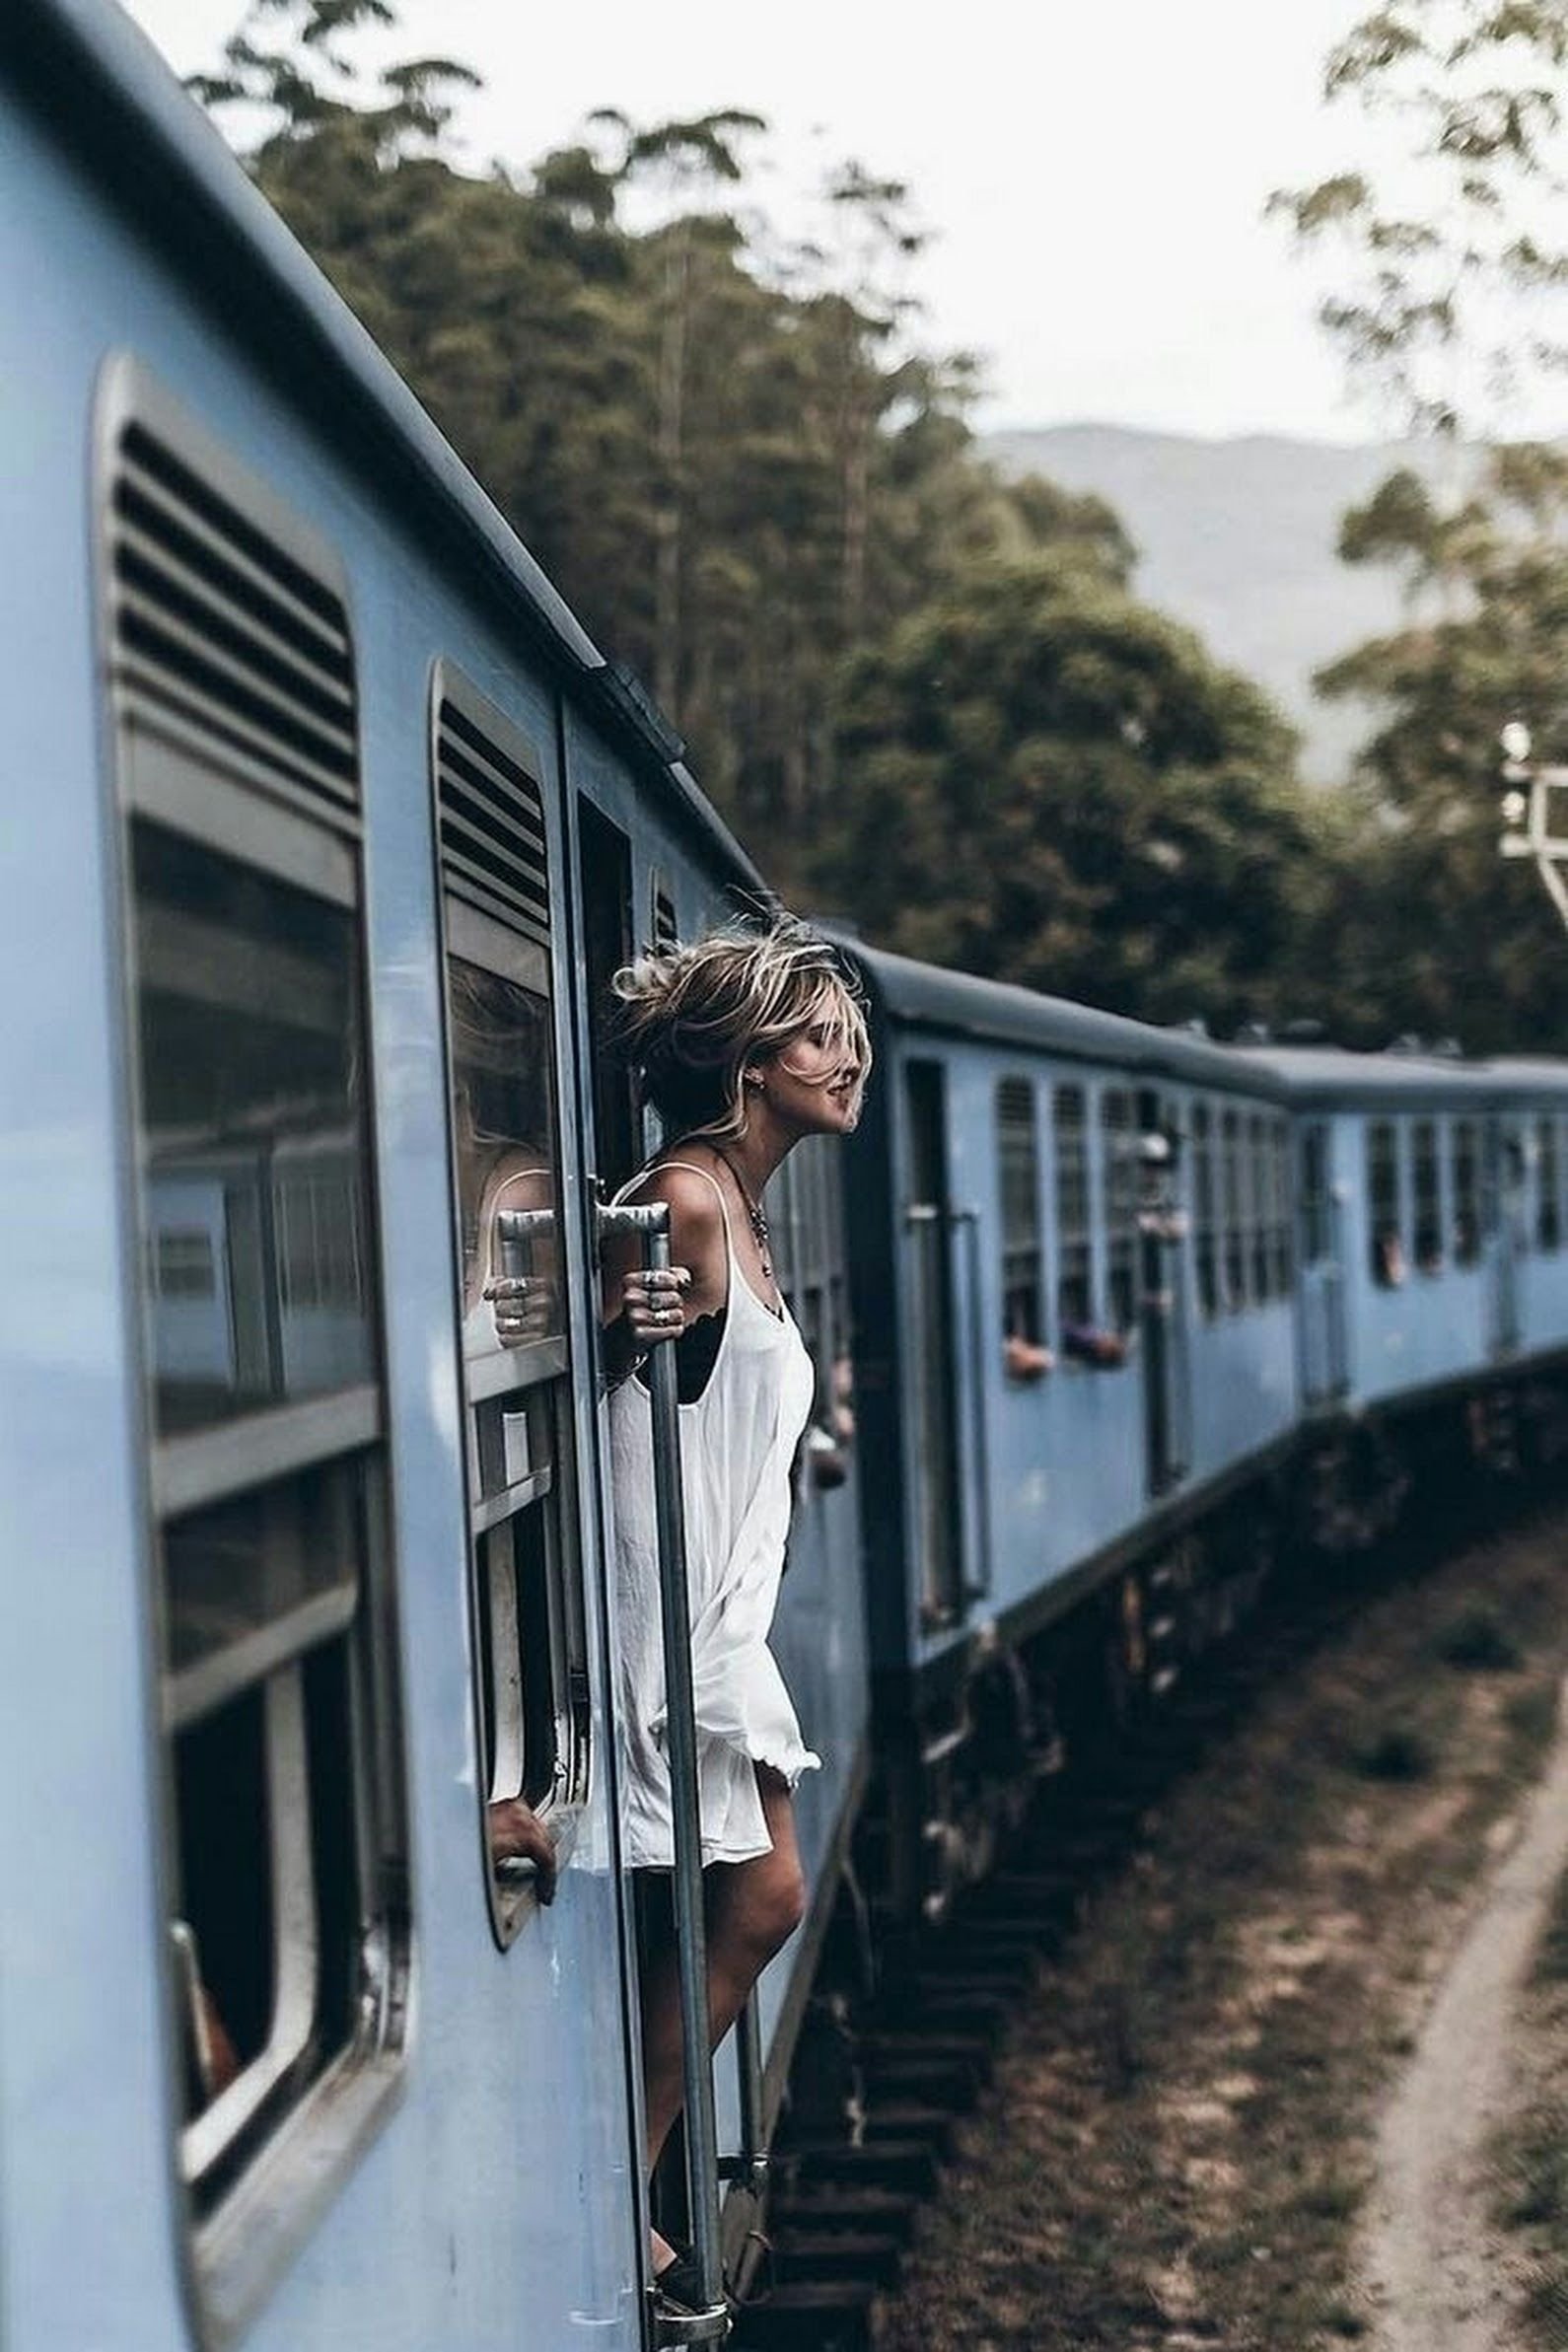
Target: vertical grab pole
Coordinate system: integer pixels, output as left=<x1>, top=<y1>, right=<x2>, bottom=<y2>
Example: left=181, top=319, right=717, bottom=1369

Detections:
left=720, top=1993, right=769, bottom=2197
left=603, top=1201, right=729, bottom=2342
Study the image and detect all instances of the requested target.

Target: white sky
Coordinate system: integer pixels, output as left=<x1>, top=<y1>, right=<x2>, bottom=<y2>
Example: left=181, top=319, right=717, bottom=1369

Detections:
left=115, top=0, right=1451, bottom=443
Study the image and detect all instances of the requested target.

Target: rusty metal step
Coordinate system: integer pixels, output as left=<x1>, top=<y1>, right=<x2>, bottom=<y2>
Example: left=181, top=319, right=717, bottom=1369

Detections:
left=730, top=2279, right=879, bottom=2351
left=861, top=2101, right=960, bottom=2158
left=764, top=2184, right=920, bottom=2243
left=776, top=2137, right=940, bottom=2197
left=857, top=2055, right=981, bottom=2111
left=770, top=2228, right=904, bottom=2287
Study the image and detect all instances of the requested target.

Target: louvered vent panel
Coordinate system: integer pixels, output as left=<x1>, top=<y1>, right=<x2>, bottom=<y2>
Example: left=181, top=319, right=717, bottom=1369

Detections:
left=653, top=886, right=678, bottom=952
left=437, top=700, right=550, bottom=944
left=108, top=419, right=359, bottom=820
left=997, top=1077, right=1033, bottom=1134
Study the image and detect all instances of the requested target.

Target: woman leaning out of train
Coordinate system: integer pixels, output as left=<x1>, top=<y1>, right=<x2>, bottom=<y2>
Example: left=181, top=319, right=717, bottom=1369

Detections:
left=598, top=917, right=870, bottom=2318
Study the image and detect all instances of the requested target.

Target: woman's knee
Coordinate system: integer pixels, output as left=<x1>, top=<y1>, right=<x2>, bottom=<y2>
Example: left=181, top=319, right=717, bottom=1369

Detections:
left=750, top=1854, right=807, bottom=1959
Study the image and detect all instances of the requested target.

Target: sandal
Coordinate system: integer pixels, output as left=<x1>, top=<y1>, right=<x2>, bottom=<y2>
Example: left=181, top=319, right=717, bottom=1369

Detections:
left=651, top=2246, right=731, bottom=2317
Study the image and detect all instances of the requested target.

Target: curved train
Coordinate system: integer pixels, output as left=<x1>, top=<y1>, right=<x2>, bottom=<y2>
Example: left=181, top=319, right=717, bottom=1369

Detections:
left=5, top=4, right=1568, bottom=2346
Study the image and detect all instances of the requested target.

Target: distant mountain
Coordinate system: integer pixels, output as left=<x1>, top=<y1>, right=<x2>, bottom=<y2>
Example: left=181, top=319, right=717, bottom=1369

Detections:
left=983, top=424, right=1476, bottom=784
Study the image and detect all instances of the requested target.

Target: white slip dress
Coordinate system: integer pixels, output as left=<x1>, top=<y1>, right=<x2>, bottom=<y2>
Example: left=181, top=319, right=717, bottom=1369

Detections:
left=608, top=1162, right=820, bottom=1870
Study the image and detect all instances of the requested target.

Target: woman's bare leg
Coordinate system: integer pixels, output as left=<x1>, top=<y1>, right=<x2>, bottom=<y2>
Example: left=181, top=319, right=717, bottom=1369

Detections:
left=641, top=1768, right=807, bottom=2269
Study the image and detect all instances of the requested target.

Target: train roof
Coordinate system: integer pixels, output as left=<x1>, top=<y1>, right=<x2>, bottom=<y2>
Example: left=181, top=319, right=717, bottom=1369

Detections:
left=840, top=940, right=1293, bottom=1100
left=840, top=942, right=1568, bottom=1108
left=9, top=0, right=764, bottom=896
left=1231, top=1044, right=1568, bottom=1105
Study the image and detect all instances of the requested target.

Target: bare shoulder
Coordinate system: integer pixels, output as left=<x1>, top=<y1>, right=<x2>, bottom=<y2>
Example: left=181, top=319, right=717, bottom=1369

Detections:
left=625, top=1159, right=725, bottom=1242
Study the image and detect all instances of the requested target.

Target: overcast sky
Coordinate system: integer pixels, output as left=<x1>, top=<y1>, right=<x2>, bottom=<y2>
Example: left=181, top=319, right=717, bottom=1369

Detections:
left=117, top=0, right=1438, bottom=445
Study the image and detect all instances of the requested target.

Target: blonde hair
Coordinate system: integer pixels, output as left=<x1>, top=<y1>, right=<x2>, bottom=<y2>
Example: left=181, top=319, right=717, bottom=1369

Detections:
left=609, top=917, right=870, bottom=1142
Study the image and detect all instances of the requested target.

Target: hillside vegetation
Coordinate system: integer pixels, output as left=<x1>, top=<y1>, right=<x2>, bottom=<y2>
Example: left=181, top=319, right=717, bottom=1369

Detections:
left=187, top=0, right=1568, bottom=1056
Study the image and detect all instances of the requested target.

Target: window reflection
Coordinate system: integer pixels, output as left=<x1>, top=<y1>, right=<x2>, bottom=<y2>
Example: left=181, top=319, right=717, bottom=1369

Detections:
left=131, top=821, right=374, bottom=1434
left=449, top=956, right=561, bottom=1359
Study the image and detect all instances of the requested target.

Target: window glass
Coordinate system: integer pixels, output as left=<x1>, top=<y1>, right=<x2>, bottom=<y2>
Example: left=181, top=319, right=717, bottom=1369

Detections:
left=450, top=954, right=562, bottom=1373
left=134, top=822, right=374, bottom=1436
left=1452, top=1119, right=1480, bottom=1264
left=1102, top=1091, right=1138, bottom=1331
left=997, top=1079, right=1043, bottom=1353
left=1248, top=1113, right=1270, bottom=1302
left=1301, top=1124, right=1330, bottom=1265
left=1538, top=1115, right=1561, bottom=1251
left=1271, top=1118, right=1294, bottom=1294
left=1413, top=1118, right=1443, bottom=1273
left=1221, top=1108, right=1245, bottom=1312
left=1054, top=1085, right=1092, bottom=1331
left=1192, top=1103, right=1218, bottom=1318
left=1368, top=1119, right=1403, bottom=1286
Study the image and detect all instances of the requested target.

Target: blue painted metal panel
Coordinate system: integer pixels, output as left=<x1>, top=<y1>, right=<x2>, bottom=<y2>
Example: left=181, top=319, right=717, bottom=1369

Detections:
left=2, top=80, right=648, bottom=2352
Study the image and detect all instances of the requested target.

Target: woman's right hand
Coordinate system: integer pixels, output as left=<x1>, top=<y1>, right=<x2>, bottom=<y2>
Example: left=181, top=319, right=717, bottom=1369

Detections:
left=618, top=1263, right=692, bottom=1346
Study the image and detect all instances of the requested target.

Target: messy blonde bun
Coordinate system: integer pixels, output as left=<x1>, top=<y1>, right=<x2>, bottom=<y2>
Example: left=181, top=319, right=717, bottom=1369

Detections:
left=609, top=917, right=870, bottom=1141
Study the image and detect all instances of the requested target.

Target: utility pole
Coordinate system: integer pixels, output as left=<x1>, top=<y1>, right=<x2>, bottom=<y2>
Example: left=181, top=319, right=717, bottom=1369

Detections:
left=1500, top=722, right=1568, bottom=933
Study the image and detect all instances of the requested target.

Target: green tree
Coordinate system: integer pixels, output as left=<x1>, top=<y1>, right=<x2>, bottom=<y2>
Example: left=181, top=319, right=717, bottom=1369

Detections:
left=1271, top=0, right=1568, bottom=433
left=813, top=554, right=1318, bottom=1033
left=1299, top=445, right=1568, bottom=1051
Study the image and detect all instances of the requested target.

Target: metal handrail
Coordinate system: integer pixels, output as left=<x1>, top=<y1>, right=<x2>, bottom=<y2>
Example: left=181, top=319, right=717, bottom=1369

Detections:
left=599, top=1201, right=730, bottom=2345
left=718, top=1993, right=769, bottom=2198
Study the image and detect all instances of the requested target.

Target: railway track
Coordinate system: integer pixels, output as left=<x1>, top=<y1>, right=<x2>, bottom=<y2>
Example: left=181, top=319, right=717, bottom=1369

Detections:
left=728, top=1480, right=1512, bottom=2351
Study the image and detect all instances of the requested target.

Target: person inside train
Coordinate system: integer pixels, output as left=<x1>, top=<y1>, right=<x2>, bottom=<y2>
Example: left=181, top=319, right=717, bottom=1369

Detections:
left=1060, top=1319, right=1130, bottom=1368
left=599, top=917, right=870, bottom=2316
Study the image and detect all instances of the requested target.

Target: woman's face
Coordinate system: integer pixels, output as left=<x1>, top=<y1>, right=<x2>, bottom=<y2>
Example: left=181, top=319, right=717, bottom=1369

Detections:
left=757, top=995, right=867, bottom=1137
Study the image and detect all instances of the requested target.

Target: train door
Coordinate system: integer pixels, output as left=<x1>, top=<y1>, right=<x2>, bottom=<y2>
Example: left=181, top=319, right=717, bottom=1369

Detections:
left=577, top=800, right=640, bottom=1199
left=1137, top=1089, right=1188, bottom=1495
left=1484, top=1114, right=1524, bottom=1354
left=1299, top=1119, right=1348, bottom=1401
left=903, top=1060, right=966, bottom=1628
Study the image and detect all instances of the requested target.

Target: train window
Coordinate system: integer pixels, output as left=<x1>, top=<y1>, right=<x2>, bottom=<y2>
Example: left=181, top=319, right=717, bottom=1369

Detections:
left=997, top=1079, right=1044, bottom=1364
left=1101, top=1091, right=1138, bottom=1331
left=1537, top=1116, right=1561, bottom=1251
left=1413, top=1119, right=1444, bottom=1273
left=1191, top=1103, right=1219, bottom=1318
left=1367, top=1120, right=1404, bottom=1286
left=1452, top=1119, right=1481, bottom=1264
left=1247, top=1113, right=1271, bottom=1302
left=1270, top=1118, right=1294, bottom=1295
left=433, top=665, right=588, bottom=1944
left=651, top=868, right=679, bottom=954
left=1221, top=1108, right=1246, bottom=1312
left=99, top=363, right=406, bottom=2273
left=1301, top=1122, right=1330, bottom=1266
left=1053, top=1084, right=1093, bottom=1333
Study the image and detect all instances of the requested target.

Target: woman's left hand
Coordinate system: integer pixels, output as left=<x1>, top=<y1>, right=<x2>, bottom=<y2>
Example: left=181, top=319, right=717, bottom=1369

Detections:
left=482, top=1273, right=554, bottom=1346
left=487, top=1798, right=557, bottom=1902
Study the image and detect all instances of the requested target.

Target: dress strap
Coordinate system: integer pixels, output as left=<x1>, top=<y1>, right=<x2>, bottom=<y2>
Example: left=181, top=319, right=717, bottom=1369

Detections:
left=612, top=1158, right=736, bottom=1254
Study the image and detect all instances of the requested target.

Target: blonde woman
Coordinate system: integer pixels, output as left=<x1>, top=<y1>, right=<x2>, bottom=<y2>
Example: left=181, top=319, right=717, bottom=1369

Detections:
left=600, top=919, right=870, bottom=2313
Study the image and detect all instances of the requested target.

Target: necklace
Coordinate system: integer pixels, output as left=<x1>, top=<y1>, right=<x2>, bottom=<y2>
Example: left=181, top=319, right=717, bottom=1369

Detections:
left=714, top=1147, right=774, bottom=1282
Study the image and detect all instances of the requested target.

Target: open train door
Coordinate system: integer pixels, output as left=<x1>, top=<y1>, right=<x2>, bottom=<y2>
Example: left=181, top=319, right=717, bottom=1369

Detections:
left=1137, top=1090, right=1189, bottom=1497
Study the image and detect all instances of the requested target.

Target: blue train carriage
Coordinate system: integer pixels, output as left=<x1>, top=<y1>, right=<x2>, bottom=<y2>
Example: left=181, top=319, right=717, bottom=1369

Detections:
left=1232, top=1044, right=1568, bottom=1479
left=0, top=1, right=869, bottom=2343
left=837, top=944, right=1300, bottom=1916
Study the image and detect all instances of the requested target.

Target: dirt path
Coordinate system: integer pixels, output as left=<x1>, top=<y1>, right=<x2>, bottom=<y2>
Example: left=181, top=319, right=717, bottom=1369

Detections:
left=1358, top=1681, right=1568, bottom=2352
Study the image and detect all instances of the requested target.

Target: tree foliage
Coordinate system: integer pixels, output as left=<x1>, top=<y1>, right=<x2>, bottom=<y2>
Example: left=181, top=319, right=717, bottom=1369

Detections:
left=1299, top=442, right=1568, bottom=1052
left=1271, top=1, right=1568, bottom=433
left=195, top=2, right=1447, bottom=1044
left=812, top=555, right=1319, bottom=1032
